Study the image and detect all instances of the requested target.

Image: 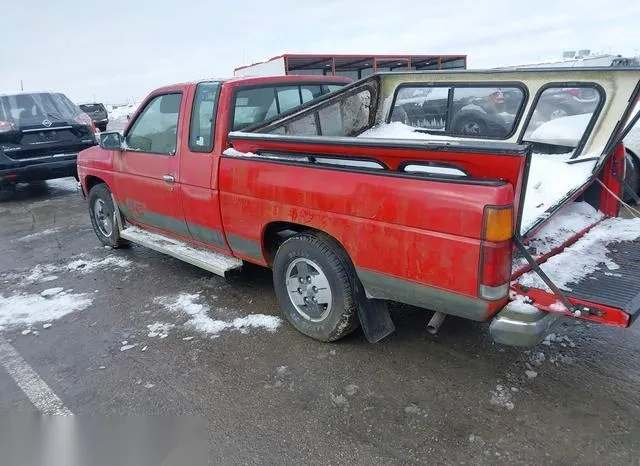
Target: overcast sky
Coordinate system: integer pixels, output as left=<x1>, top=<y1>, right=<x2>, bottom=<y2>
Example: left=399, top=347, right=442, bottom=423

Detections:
left=2, top=0, right=639, bottom=104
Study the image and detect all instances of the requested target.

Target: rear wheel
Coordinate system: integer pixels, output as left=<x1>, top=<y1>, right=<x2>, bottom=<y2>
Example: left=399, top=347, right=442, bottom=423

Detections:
left=272, top=232, right=359, bottom=342
left=88, top=183, right=128, bottom=248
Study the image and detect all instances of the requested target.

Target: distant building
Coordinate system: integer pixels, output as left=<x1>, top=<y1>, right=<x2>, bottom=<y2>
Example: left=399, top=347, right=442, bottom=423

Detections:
left=498, top=51, right=639, bottom=69
left=234, top=53, right=467, bottom=79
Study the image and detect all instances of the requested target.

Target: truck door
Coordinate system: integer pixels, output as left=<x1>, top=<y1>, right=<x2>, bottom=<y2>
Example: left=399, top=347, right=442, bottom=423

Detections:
left=114, top=92, right=189, bottom=238
left=179, top=81, right=232, bottom=253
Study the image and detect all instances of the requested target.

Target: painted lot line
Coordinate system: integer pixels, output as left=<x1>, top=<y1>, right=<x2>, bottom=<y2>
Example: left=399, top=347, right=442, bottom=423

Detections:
left=0, top=337, right=72, bottom=416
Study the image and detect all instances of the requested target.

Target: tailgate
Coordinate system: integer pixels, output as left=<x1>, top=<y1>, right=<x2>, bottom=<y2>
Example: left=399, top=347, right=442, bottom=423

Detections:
left=514, top=216, right=640, bottom=327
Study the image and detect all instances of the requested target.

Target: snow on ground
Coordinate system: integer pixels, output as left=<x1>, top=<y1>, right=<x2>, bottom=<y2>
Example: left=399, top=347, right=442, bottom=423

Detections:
left=154, top=292, right=281, bottom=337
left=16, top=228, right=61, bottom=243
left=518, top=217, right=640, bottom=291
left=107, top=103, right=139, bottom=122
left=2, top=255, right=132, bottom=287
left=0, top=290, right=92, bottom=331
left=147, top=322, right=174, bottom=339
left=66, top=256, right=132, bottom=274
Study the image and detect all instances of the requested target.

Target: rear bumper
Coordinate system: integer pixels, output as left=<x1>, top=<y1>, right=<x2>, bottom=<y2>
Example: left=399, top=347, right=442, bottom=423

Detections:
left=489, top=305, right=560, bottom=347
left=0, top=158, right=78, bottom=183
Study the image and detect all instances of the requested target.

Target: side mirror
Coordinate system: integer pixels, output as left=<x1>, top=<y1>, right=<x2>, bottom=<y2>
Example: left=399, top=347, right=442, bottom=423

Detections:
left=99, top=131, right=123, bottom=150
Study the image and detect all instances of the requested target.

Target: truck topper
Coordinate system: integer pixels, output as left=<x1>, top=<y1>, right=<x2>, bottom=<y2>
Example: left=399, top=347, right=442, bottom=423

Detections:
left=78, top=68, right=640, bottom=348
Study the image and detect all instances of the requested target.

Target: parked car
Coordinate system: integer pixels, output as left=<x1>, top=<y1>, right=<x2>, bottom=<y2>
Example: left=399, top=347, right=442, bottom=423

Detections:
left=0, top=91, right=97, bottom=190
left=536, top=87, right=600, bottom=120
left=79, top=103, right=109, bottom=132
left=393, top=86, right=524, bottom=138
left=78, top=68, right=640, bottom=349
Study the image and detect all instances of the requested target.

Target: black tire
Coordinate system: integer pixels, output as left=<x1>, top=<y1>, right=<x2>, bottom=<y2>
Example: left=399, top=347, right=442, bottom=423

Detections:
left=623, top=151, right=639, bottom=203
left=98, top=124, right=107, bottom=132
left=455, top=117, right=488, bottom=136
left=88, top=183, right=128, bottom=248
left=272, top=232, right=360, bottom=342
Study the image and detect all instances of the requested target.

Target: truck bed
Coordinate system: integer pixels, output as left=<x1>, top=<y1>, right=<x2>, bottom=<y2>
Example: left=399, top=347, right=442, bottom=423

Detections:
left=517, top=216, right=640, bottom=324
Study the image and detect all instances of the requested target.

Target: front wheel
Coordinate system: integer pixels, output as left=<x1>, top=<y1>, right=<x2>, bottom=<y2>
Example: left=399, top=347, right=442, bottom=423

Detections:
left=88, top=183, right=128, bottom=248
left=272, top=232, right=359, bottom=342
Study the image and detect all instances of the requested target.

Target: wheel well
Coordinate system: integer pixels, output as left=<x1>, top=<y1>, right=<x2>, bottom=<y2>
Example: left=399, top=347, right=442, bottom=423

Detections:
left=262, top=222, right=310, bottom=266
left=84, top=175, right=106, bottom=193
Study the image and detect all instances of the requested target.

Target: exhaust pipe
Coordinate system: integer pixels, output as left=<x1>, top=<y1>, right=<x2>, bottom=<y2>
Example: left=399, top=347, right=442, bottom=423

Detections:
left=427, top=312, right=446, bottom=335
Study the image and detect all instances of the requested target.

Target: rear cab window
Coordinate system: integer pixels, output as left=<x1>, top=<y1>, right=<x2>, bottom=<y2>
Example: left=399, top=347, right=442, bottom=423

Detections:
left=231, top=83, right=348, bottom=131
left=390, top=84, right=526, bottom=139
left=189, top=82, right=221, bottom=152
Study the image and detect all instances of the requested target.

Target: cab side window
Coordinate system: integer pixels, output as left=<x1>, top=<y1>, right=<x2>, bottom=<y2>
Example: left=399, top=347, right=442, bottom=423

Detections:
left=189, top=82, right=220, bottom=152
left=125, top=93, right=182, bottom=155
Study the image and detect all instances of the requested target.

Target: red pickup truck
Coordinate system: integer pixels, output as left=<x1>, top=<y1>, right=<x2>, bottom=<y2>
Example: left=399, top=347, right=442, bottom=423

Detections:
left=78, top=68, right=640, bottom=348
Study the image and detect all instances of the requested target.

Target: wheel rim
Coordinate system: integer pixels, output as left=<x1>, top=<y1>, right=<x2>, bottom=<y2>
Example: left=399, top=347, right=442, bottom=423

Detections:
left=93, top=198, right=113, bottom=237
left=549, top=108, right=568, bottom=120
left=461, top=121, right=482, bottom=134
left=285, top=258, right=332, bottom=322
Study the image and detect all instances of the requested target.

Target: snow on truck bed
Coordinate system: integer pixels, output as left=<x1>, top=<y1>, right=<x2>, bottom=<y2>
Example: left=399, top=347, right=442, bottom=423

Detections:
left=359, top=122, right=597, bottom=233
left=517, top=216, right=640, bottom=292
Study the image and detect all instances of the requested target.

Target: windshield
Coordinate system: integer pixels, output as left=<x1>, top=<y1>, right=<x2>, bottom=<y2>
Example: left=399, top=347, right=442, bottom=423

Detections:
left=0, top=92, right=83, bottom=128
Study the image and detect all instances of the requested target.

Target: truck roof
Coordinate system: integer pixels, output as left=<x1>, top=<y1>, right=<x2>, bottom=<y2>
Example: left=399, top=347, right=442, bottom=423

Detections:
left=151, top=74, right=352, bottom=95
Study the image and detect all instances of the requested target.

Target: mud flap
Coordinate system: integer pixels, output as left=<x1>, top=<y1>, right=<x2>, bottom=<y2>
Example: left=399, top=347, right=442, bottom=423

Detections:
left=354, top=281, right=395, bottom=343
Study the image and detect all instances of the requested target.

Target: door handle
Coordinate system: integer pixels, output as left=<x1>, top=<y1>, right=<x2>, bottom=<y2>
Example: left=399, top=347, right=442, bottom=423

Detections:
left=162, top=175, right=175, bottom=183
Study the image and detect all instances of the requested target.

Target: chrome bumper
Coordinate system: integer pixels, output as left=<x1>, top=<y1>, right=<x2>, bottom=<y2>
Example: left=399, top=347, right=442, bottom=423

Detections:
left=490, top=305, right=560, bottom=347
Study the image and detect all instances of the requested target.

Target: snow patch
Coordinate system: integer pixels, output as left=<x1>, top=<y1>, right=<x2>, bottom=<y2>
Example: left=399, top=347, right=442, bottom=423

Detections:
left=107, top=102, right=139, bottom=122
left=523, top=202, right=604, bottom=257
left=5, top=255, right=132, bottom=287
left=154, top=293, right=282, bottom=337
left=521, top=157, right=596, bottom=233
left=490, top=384, right=515, bottom=410
left=147, top=322, right=174, bottom=339
left=40, top=287, right=64, bottom=297
left=518, top=217, right=640, bottom=291
left=17, top=228, right=60, bottom=242
left=67, top=256, right=132, bottom=273
left=358, top=121, right=463, bottom=143
left=505, top=294, right=539, bottom=315
left=527, top=113, right=591, bottom=148
left=0, top=291, right=92, bottom=331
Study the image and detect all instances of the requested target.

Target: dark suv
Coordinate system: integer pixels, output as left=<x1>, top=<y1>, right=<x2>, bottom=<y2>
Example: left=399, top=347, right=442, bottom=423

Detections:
left=0, top=92, right=97, bottom=188
left=79, top=103, right=109, bottom=132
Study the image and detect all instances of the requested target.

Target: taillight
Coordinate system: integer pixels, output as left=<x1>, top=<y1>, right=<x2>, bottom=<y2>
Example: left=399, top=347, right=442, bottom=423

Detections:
left=0, top=121, right=14, bottom=133
left=482, top=205, right=513, bottom=242
left=479, top=206, right=514, bottom=300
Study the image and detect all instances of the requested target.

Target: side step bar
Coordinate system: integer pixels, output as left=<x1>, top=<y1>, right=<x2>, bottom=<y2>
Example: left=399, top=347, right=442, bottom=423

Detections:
left=120, top=226, right=242, bottom=277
